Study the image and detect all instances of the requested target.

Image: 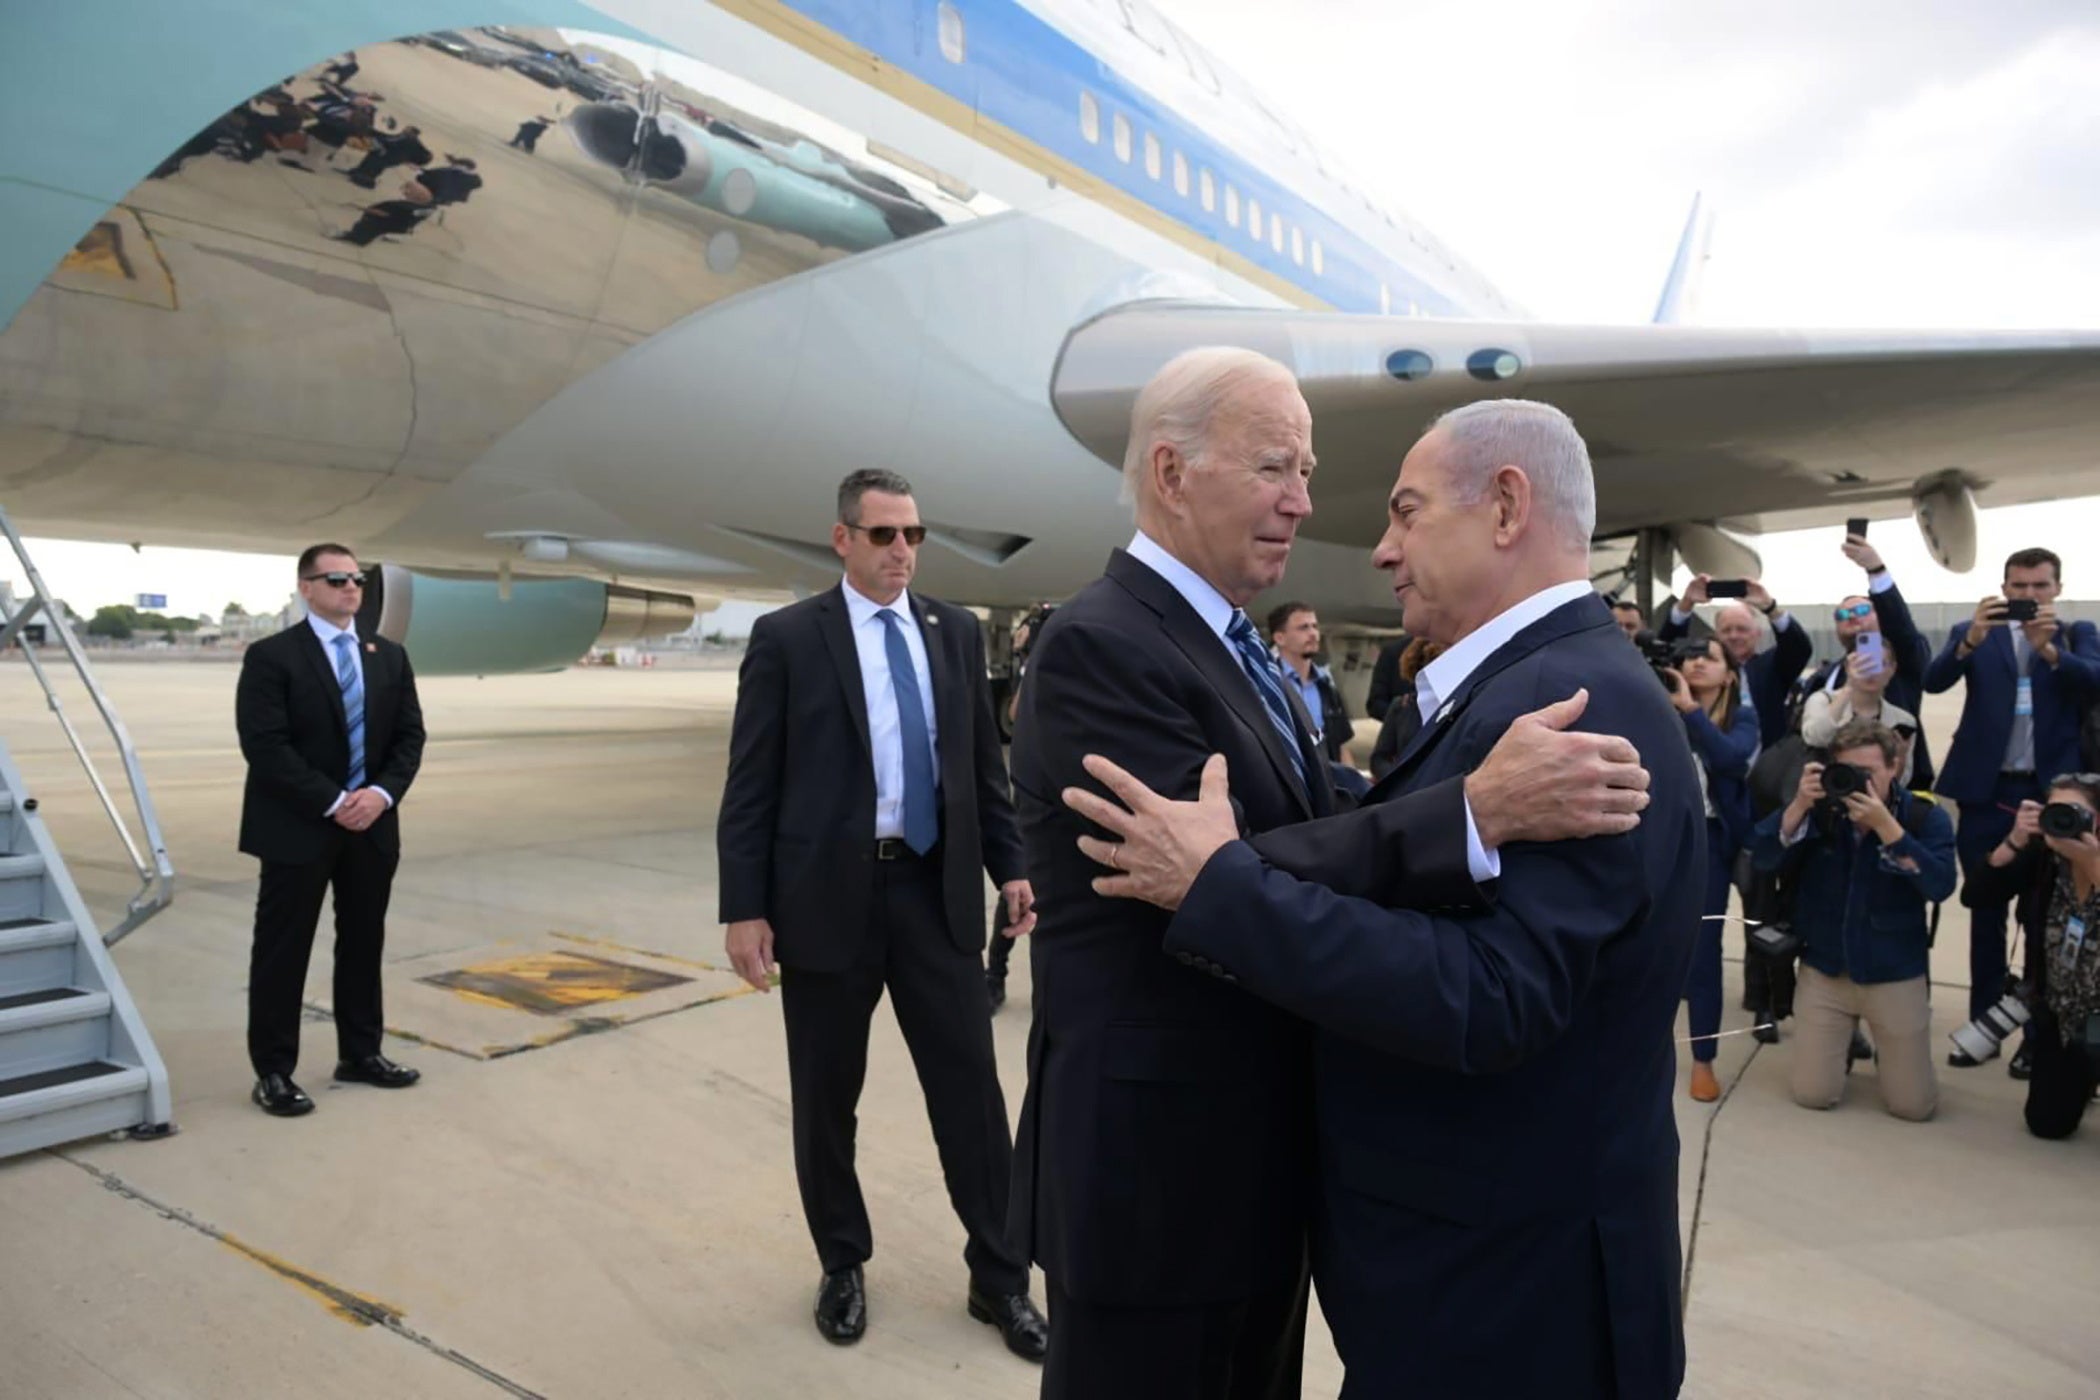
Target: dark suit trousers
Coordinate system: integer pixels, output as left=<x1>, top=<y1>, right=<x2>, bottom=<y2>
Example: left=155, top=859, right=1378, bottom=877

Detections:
left=1957, top=775, right=2043, bottom=1021
left=247, top=828, right=399, bottom=1077
left=779, top=851, right=1027, bottom=1293
left=1042, top=1262, right=1309, bottom=1400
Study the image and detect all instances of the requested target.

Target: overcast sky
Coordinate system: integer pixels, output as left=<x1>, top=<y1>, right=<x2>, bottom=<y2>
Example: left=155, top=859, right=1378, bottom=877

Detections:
left=8, top=1, right=2099, bottom=624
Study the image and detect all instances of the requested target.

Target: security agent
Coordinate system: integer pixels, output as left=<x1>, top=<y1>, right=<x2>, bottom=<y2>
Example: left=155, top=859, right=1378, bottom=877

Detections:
left=1266, top=601, right=1353, bottom=765
left=715, top=469, right=1047, bottom=1359
left=1751, top=719, right=1957, bottom=1121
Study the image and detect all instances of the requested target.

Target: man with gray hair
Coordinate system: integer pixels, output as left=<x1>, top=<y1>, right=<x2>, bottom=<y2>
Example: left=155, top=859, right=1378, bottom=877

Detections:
left=1063, top=397, right=1703, bottom=1398
left=1011, top=361, right=1659, bottom=1400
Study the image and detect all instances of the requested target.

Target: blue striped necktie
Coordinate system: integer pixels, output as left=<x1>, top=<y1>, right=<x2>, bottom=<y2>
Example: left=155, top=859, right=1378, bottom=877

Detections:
left=332, top=633, right=366, bottom=790
left=1225, top=611, right=1307, bottom=791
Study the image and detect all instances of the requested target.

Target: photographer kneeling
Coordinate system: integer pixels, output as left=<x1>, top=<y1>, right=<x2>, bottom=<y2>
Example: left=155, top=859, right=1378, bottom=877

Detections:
left=1963, top=776, right=2100, bottom=1139
left=1752, top=720, right=1957, bottom=1120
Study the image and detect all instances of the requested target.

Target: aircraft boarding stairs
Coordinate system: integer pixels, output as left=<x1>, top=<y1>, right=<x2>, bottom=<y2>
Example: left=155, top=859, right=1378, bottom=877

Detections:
left=0, top=508, right=174, bottom=1158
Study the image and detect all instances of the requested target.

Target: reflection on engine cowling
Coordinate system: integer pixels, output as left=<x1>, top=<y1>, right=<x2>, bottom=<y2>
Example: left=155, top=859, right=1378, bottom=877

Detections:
left=361, top=564, right=697, bottom=675
left=0, top=25, right=997, bottom=563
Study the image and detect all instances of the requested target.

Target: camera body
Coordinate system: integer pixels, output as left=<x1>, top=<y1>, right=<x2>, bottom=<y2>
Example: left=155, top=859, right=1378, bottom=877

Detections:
left=1641, top=637, right=1710, bottom=694
left=1820, top=760, right=1870, bottom=811
left=2039, top=802, right=2096, bottom=841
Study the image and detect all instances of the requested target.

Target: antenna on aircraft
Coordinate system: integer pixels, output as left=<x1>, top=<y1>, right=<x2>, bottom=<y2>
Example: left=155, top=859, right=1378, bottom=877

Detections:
left=1651, top=192, right=1712, bottom=325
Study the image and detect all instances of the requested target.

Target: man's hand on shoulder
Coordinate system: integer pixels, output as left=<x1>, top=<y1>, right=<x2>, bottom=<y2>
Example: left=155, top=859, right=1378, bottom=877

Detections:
left=1465, top=690, right=1650, bottom=847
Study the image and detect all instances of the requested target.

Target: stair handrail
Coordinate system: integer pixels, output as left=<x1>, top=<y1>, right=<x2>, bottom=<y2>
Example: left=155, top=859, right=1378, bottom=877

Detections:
left=0, top=507, right=174, bottom=945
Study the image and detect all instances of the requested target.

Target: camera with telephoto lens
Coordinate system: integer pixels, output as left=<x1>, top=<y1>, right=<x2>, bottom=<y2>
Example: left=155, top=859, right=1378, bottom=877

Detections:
left=1642, top=637, right=1709, bottom=694
left=1949, top=979, right=2031, bottom=1063
left=2039, top=802, right=2096, bottom=840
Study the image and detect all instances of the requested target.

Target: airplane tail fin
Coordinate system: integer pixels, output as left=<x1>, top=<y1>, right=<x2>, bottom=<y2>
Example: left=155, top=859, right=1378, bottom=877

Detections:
left=1652, top=193, right=1712, bottom=324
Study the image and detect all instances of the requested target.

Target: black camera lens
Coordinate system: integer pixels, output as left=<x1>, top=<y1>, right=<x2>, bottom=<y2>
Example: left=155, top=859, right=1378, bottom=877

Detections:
left=2039, top=802, right=2095, bottom=839
left=1822, top=763, right=1868, bottom=800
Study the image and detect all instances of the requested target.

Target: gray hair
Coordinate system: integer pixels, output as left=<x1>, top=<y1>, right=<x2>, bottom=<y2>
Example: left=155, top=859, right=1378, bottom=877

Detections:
left=1426, top=399, right=1596, bottom=551
left=837, top=468, right=914, bottom=525
left=1120, top=346, right=1298, bottom=507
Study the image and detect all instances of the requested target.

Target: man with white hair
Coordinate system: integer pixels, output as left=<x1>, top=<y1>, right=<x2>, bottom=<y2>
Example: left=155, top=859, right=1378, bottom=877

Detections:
left=1010, top=360, right=1657, bottom=1400
left=1660, top=576, right=1812, bottom=749
left=1063, top=398, right=1703, bottom=1398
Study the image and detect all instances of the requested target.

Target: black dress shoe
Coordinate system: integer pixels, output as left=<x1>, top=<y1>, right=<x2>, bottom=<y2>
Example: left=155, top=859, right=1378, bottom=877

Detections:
left=967, top=1284, right=1048, bottom=1362
left=334, top=1054, right=421, bottom=1088
left=814, top=1265, right=865, bottom=1344
left=252, top=1073, right=314, bottom=1117
left=2008, top=1045, right=2034, bottom=1080
left=1752, top=1020, right=1780, bottom=1045
left=1849, top=1028, right=1874, bottom=1063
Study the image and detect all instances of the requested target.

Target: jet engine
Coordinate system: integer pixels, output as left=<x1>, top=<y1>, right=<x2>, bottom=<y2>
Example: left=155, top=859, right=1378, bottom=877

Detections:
left=1912, top=471, right=1980, bottom=573
left=355, top=566, right=696, bottom=675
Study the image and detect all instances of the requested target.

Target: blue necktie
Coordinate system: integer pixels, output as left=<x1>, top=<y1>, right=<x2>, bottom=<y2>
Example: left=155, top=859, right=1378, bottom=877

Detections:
left=332, top=633, right=366, bottom=791
left=1225, top=612, right=1308, bottom=791
left=877, top=610, right=939, bottom=855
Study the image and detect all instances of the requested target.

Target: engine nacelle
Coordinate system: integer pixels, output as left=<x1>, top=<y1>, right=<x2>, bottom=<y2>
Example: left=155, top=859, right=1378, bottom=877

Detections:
left=1670, top=521, right=1763, bottom=583
left=1912, top=471, right=1979, bottom=573
left=357, top=566, right=696, bottom=675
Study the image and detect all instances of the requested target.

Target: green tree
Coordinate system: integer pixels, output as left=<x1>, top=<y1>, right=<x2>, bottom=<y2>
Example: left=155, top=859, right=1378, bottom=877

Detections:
left=87, top=605, right=136, bottom=640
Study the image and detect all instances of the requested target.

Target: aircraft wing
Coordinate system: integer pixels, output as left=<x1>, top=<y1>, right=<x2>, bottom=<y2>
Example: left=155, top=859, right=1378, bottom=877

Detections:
left=1050, top=305, right=2100, bottom=551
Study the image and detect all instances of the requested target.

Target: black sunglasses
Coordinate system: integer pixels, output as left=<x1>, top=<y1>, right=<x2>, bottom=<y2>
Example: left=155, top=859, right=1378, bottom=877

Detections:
left=846, top=524, right=926, bottom=547
left=302, top=571, right=366, bottom=588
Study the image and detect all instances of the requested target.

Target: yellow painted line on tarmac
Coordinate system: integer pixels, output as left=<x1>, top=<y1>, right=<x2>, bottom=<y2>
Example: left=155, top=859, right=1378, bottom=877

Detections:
left=550, top=929, right=727, bottom=973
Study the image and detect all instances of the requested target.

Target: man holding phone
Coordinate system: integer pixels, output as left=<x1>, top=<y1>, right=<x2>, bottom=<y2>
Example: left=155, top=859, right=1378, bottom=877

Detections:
left=1660, top=574, right=1811, bottom=747
left=1925, top=547, right=2100, bottom=1073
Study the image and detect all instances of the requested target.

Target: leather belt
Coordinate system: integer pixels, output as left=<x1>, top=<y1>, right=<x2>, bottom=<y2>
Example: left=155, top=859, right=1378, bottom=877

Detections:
left=874, top=838, right=932, bottom=861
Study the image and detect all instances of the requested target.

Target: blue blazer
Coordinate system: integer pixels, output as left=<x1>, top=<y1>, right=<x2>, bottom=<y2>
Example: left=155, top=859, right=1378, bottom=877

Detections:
left=1683, top=703, right=1758, bottom=851
left=1166, top=594, right=1702, bottom=1400
left=1750, top=793, right=1958, bottom=984
left=1924, top=620, right=2100, bottom=805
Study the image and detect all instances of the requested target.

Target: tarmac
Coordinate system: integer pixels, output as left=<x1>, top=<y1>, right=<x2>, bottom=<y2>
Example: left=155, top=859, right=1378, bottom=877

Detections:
left=2, top=660, right=2096, bottom=1399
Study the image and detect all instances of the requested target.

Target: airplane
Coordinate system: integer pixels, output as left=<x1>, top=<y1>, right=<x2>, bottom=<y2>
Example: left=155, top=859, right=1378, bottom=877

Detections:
left=4, top=0, right=2099, bottom=686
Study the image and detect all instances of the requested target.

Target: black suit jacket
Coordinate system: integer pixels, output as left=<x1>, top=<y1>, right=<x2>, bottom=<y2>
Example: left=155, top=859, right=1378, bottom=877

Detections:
left=1008, top=549, right=1473, bottom=1307
left=716, top=584, right=1023, bottom=971
left=1168, top=594, right=1701, bottom=1399
left=236, top=622, right=424, bottom=864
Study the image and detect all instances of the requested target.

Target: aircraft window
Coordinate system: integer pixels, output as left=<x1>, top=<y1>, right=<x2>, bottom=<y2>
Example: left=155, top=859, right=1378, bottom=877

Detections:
left=1172, top=150, right=1189, bottom=196
left=937, top=3, right=965, bottom=63
left=1271, top=218, right=1284, bottom=254
left=1291, top=226, right=1304, bottom=265
left=1199, top=167, right=1215, bottom=211
left=1113, top=112, right=1132, bottom=163
left=1225, top=185, right=1240, bottom=227
left=1247, top=199, right=1262, bottom=240
left=1143, top=131, right=1161, bottom=180
left=1311, top=241, right=1324, bottom=275
left=1080, top=91, right=1100, bottom=144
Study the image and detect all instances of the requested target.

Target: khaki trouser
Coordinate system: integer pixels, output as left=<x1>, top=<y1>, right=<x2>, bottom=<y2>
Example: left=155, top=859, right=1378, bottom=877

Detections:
left=1790, top=966, right=1939, bottom=1121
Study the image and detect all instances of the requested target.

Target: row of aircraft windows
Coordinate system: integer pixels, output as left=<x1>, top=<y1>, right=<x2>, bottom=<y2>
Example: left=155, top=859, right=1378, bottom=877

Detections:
left=1077, top=92, right=1326, bottom=275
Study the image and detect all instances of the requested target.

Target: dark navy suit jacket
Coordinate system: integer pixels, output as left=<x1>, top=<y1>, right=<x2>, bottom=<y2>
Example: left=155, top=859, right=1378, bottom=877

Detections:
left=1166, top=593, right=1702, bottom=1399
left=1008, top=549, right=1474, bottom=1309
left=1924, top=619, right=2100, bottom=806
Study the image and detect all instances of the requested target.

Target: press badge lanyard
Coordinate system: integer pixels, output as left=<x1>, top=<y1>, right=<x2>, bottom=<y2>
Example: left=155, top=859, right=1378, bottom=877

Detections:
left=2063, top=913, right=2092, bottom=979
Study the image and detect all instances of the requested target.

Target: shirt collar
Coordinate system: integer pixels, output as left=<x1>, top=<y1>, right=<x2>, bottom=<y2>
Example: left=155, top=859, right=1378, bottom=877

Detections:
left=1414, top=580, right=1598, bottom=721
left=1125, top=530, right=1237, bottom=643
left=841, top=577, right=913, bottom=630
left=306, top=611, right=355, bottom=647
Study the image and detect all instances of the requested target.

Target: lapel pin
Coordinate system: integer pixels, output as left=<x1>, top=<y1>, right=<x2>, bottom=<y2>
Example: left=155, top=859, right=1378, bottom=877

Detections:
left=365, top=643, right=377, bottom=653
left=925, top=613, right=939, bottom=627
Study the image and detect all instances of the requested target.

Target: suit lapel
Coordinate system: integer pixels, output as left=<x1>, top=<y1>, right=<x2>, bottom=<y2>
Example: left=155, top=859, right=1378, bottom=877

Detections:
left=298, top=623, right=350, bottom=735
left=816, top=587, right=873, bottom=756
left=1370, top=594, right=1617, bottom=796
left=1105, top=550, right=1314, bottom=819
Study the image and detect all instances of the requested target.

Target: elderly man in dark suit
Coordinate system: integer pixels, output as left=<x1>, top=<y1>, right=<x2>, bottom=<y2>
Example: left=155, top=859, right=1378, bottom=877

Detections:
left=1066, top=399, right=1703, bottom=1399
left=715, top=470, right=1047, bottom=1359
left=237, top=544, right=425, bottom=1118
left=1012, top=356, right=1656, bottom=1400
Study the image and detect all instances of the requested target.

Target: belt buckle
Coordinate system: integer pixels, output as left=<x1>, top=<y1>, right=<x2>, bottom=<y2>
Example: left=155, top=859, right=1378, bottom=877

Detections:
left=875, top=838, right=904, bottom=862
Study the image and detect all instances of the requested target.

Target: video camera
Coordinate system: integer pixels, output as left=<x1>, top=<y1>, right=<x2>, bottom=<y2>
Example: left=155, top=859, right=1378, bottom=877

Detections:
left=1640, top=636, right=1709, bottom=694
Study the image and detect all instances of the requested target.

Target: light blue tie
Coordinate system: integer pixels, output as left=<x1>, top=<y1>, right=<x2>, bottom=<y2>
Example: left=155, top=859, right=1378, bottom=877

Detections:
left=1225, top=612, right=1308, bottom=792
left=877, top=610, right=939, bottom=855
left=332, top=633, right=366, bottom=791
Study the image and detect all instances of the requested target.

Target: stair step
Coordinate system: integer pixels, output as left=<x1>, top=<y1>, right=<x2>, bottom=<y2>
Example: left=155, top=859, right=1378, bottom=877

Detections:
left=0, top=1061, right=149, bottom=1129
left=0, top=986, right=108, bottom=1031
left=0, top=917, right=75, bottom=955
left=0, top=792, right=14, bottom=813
left=0, top=852, right=45, bottom=881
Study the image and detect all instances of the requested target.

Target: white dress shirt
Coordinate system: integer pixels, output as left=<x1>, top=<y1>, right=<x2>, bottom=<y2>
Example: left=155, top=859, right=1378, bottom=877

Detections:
left=1413, top=579, right=1602, bottom=881
left=841, top=578, right=941, bottom=840
left=306, top=612, right=393, bottom=814
left=1125, top=532, right=1502, bottom=882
